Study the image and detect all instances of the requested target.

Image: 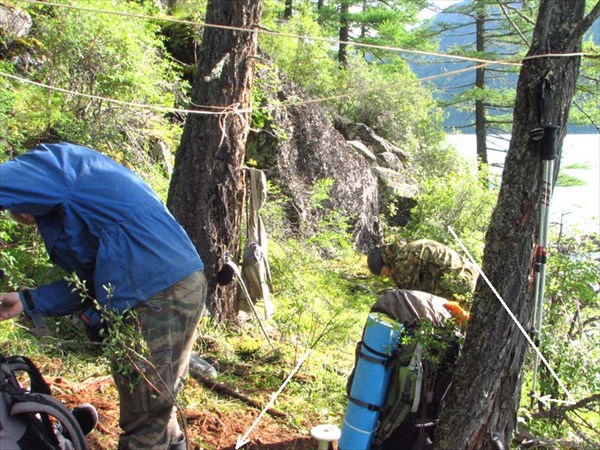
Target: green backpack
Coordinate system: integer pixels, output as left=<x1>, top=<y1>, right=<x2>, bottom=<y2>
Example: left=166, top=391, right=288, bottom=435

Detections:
left=347, top=289, right=461, bottom=449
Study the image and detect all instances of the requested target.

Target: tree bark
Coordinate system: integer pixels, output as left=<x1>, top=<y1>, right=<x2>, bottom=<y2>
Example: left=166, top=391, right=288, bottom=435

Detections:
left=284, top=0, right=293, bottom=19
left=339, top=0, right=350, bottom=67
left=167, top=0, right=262, bottom=320
left=435, top=1, right=599, bottom=449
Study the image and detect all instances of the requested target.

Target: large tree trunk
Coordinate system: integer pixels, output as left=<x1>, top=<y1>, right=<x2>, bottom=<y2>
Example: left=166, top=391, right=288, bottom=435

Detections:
left=435, top=1, right=600, bottom=449
left=167, top=0, right=263, bottom=320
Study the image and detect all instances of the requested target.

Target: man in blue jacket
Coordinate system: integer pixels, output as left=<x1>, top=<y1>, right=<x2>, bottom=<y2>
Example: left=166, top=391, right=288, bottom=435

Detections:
left=0, top=142, right=205, bottom=450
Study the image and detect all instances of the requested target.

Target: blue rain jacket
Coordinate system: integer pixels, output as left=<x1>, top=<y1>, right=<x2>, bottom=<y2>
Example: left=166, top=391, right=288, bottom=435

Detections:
left=0, top=143, right=204, bottom=317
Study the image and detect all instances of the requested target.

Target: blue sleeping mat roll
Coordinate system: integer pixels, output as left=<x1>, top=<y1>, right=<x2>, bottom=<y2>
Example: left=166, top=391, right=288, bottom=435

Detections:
left=339, top=312, right=402, bottom=449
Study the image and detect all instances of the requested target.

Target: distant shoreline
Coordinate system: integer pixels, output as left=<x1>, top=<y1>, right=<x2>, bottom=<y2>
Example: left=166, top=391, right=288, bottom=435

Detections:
left=445, top=133, right=600, bottom=234
left=444, top=125, right=599, bottom=135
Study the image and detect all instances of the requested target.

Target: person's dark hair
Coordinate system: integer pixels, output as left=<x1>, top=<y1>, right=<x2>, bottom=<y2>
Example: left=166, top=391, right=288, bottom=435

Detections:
left=367, top=246, right=385, bottom=275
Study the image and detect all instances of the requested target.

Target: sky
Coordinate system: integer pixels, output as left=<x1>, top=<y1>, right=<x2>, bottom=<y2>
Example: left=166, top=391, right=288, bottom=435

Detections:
left=420, top=0, right=462, bottom=20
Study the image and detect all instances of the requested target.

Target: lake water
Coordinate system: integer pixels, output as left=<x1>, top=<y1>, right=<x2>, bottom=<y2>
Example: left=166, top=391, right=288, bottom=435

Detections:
left=445, top=133, right=600, bottom=235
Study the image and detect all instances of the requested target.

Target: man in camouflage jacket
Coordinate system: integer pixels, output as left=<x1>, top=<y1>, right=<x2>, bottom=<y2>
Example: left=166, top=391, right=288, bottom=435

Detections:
left=367, top=237, right=478, bottom=299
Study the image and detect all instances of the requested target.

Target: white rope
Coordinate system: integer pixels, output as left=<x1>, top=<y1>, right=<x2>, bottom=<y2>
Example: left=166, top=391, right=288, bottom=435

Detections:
left=14, top=0, right=590, bottom=66
left=447, top=226, right=575, bottom=404
left=0, top=71, right=251, bottom=116
left=15, top=0, right=521, bottom=67
left=0, top=62, right=490, bottom=118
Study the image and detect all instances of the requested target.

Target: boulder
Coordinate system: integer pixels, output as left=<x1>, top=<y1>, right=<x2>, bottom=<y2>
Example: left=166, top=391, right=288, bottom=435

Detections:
left=0, top=5, right=43, bottom=73
left=0, top=4, right=32, bottom=42
left=247, top=67, right=419, bottom=251
left=334, top=121, right=409, bottom=165
left=247, top=77, right=380, bottom=251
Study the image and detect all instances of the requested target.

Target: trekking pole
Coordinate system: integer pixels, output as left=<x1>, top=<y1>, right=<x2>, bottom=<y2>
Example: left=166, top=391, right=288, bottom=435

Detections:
left=529, top=124, right=559, bottom=403
left=223, top=259, right=276, bottom=351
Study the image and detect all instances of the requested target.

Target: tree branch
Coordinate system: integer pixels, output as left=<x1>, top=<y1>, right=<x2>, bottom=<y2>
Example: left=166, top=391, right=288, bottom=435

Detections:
left=571, top=1, right=600, bottom=46
left=573, top=100, right=600, bottom=133
left=532, top=393, right=600, bottom=419
left=495, top=0, right=529, bottom=45
left=514, top=428, right=596, bottom=450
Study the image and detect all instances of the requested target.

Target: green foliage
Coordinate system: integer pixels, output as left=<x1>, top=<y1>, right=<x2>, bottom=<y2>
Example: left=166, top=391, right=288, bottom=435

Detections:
left=260, top=2, right=340, bottom=100
left=0, top=63, right=20, bottom=153
left=402, top=319, right=461, bottom=369
left=307, top=179, right=355, bottom=256
left=169, top=0, right=207, bottom=18
left=556, top=173, right=587, bottom=187
left=332, top=58, right=445, bottom=152
left=1, top=2, right=597, bottom=445
left=409, top=136, right=469, bottom=180
left=348, top=0, right=434, bottom=60
left=250, top=62, right=288, bottom=143
left=572, top=39, right=600, bottom=128
left=541, top=233, right=599, bottom=395
left=434, top=0, right=597, bottom=136
left=0, top=213, right=62, bottom=291
left=261, top=178, right=355, bottom=257
left=259, top=1, right=445, bottom=152
left=449, top=86, right=517, bottom=132
left=399, top=161, right=498, bottom=262
left=563, top=162, right=593, bottom=170
left=520, top=232, right=600, bottom=443
left=261, top=181, right=372, bottom=352
left=259, top=180, right=294, bottom=241
left=1, top=0, right=186, bottom=169
left=313, top=0, right=430, bottom=53
left=67, top=274, right=149, bottom=382
left=270, top=239, right=363, bottom=346
left=556, top=161, right=593, bottom=188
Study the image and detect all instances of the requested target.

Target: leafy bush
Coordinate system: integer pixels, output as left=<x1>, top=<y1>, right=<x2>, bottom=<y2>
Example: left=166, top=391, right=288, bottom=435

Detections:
left=259, top=2, right=446, bottom=157
left=0, top=214, right=62, bottom=291
left=1, top=0, right=186, bottom=170
left=399, top=161, right=497, bottom=262
left=333, top=57, right=446, bottom=154
left=260, top=2, right=340, bottom=101
left=539, top=233, right=599, bottom=395
left=519, top=232, right=600, bottom=443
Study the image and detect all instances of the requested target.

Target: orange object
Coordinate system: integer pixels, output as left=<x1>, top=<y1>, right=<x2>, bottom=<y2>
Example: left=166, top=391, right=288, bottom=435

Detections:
left=443, top=301, right=470, bottom=324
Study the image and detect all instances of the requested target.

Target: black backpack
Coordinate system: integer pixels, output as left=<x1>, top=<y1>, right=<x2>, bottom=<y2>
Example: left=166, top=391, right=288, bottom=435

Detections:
left=346, top=290, right=461, bottom=450
left=0, top=355, right=89, bottom=450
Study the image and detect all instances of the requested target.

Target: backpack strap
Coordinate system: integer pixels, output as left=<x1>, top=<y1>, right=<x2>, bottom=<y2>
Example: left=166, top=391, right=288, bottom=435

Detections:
left=408, top=343, right=424, bottom=413
left=3, top=355, right=52, bottom=395
left=11, top=392, right=88, bottom=450
left=1, top=355, right=89, bottom=450
left=347, top=395, right=383, bottom=412
left=1, top=358, right=61, bottom=448
left=359, top=341, right=395, bottom=367
left=372, top=343, right=424, bottom=448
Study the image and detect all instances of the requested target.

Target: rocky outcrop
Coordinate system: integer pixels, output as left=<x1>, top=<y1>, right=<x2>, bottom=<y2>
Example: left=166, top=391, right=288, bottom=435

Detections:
left=247, top=68, right=419, bottom=251
left=0, top=4, right=43, bottom=73
left=1, top=3, right=32, bottom=42
left=247, top=81, right=380, bottom=251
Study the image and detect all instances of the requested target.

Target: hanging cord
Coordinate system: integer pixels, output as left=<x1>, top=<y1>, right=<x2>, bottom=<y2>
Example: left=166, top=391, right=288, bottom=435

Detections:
left=447, top=226, right=574, bottom=404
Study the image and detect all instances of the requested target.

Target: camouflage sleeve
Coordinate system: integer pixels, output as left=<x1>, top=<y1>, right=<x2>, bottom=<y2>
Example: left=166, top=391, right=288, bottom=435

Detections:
left=381, top=237, right=422, bottom=290
left=423, top=240, right=477, bottom=297
left=387, top=239, right=478, bottom=297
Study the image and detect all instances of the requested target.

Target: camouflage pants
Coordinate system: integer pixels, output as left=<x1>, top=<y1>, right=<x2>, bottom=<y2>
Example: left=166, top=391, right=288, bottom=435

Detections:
left=114, top=270, right=206, bottom=450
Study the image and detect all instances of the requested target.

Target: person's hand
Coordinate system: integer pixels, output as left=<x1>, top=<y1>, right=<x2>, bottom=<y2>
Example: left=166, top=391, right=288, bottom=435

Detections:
left=0, top=292, right=24, bottom=321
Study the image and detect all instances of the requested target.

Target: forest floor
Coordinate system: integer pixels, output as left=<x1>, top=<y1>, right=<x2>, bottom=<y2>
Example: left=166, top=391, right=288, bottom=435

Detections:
left=50, top=353, right=341, bottom=450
